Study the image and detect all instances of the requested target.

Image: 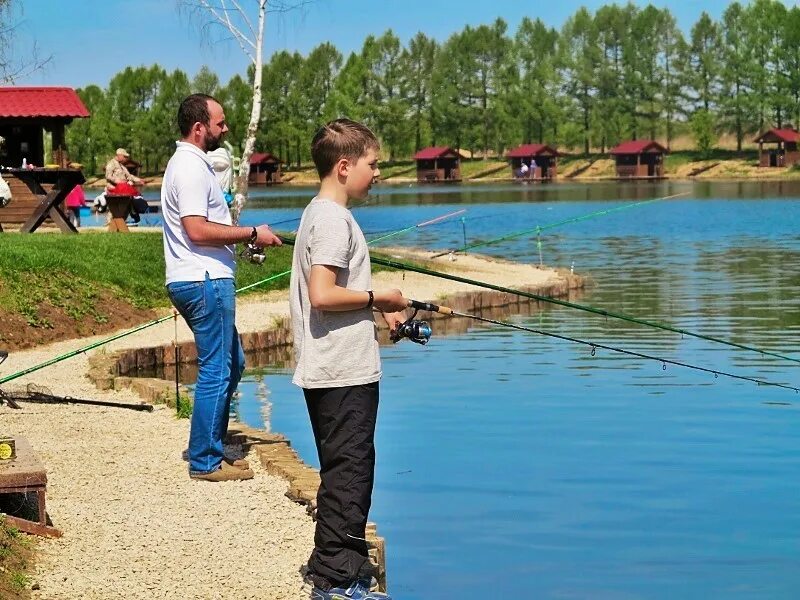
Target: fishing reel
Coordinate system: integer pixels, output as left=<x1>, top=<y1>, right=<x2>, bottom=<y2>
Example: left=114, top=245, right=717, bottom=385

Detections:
left=241, top=242, right=266, bottom=265
left=390, top=308, right=432, bottom=345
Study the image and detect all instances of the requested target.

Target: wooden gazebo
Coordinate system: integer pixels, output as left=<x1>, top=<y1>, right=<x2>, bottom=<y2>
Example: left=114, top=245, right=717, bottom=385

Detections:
left=609, top=140, right=667, bottom=178
left=0, top=87, right=89, bottom=232
left=754, top=128, right=800, bottom=167
left=248, top=152, right=282, bottom=185
left=506, top=144, right=559, bottom=180
left=413, top=147, right=462, bottom=183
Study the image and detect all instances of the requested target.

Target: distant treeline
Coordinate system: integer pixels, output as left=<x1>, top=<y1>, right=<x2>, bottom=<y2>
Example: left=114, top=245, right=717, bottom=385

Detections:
left=68, top=0, right=797, bottom=173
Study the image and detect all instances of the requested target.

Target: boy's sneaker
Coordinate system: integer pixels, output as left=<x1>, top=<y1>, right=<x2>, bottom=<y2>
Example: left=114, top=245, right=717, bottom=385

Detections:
left=311, top=579, right=391, bottom=600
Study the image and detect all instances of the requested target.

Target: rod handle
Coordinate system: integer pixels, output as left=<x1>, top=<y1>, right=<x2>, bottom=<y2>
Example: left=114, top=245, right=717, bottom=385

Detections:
left=407, top=299, right=453, bottom=315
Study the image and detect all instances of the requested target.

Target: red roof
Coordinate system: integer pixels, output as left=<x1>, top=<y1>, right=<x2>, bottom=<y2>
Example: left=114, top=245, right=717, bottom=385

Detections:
left=413, top=146, right=461, bottom=160
left=506, top=144, right=558, bottom=158
left=250, top=152, right=280, bottom=164
left=609, top=139, right=667, bottom=155
left=0, top=87, right=89, bottom=118
left=754, top=128, right=800, bottom=143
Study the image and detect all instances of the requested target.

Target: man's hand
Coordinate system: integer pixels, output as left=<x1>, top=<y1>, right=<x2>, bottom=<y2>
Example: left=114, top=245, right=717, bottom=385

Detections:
left=373, top=288, right=407, bottom=313
left=253, top=225, right=282, bottom=247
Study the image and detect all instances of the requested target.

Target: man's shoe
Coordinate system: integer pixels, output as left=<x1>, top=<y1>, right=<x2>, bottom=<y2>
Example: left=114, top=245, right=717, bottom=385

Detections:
left=190, top=461, right=254, bottom=482
left=223, top=457, right=250, bottom=469
left=311, top=579, right=391, bottom=600
left=182, top=449, right=250, bottom=469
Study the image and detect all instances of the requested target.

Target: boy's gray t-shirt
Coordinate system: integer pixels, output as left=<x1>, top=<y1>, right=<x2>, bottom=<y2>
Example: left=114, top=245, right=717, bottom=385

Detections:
left=290, top=197, right=381, bottom=389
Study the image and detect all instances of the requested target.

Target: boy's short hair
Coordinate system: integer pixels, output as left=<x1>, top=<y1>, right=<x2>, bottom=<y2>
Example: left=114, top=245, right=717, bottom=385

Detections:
left=311, top=119, right=380, bottom=178
left=177, top=94, right=218, bottom=137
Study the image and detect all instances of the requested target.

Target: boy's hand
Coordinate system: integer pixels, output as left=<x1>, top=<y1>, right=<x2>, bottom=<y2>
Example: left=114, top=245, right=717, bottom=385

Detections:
left=381, top=311, right=406, bottom=334
left=254, top=225, right=282, bottom=247
left=374, top=288, right=407, bottom=312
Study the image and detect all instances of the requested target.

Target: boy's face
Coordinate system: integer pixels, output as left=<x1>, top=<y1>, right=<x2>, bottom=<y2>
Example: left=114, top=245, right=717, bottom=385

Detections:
left=344, top=147, right=380, bottom=200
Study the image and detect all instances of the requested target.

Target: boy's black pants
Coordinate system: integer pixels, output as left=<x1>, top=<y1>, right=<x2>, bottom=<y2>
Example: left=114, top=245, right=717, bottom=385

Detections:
left=304, top=382, right=380, bottom=590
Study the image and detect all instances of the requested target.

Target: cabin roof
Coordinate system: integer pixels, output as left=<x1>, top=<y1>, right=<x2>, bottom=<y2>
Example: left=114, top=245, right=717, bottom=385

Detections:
left=609, top=139, right=667, bottom=155
left=413, top=146, right=461, bottom=160
left=754, top=128, right=800, bottom=144
left=250, top=152, right=280, bottom=164
left=506, top=143, right=558, bottom=158
left=0, top=87, right=90, bottom=118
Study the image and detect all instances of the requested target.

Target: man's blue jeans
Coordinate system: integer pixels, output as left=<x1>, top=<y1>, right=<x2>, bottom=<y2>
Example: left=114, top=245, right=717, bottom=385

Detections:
left=167, top=274, right=245, bottom=475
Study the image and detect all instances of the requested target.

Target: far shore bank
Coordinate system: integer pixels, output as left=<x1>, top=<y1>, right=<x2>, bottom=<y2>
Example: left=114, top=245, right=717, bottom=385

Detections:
left=1, top=249, right=581, bottom=599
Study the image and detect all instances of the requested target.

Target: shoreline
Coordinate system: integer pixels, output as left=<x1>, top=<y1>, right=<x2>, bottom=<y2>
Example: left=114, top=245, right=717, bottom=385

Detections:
left=0, top=250, right=578, bottom=598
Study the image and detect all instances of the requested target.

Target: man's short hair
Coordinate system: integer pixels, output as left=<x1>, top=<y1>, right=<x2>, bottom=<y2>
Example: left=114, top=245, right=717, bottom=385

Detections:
left=177, top=94, right=219, bottom=137
left=311, top=119, right=380, bottom=178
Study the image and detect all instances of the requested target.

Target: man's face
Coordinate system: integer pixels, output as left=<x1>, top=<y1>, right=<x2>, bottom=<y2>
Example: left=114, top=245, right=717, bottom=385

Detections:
left=201, top=100, right=228, bottom=152
left=116, top=153, right=126, bottom=162
left=345, top=147, right=380, bottom=200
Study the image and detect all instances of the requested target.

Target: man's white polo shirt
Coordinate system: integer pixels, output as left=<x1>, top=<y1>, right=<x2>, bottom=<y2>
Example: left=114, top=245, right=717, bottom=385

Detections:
left=161, top=141, right=235, bottom=284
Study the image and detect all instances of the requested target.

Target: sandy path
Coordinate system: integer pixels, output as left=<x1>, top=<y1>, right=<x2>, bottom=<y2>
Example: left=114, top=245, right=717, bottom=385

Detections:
left=0, top=250, right=562, bottom=599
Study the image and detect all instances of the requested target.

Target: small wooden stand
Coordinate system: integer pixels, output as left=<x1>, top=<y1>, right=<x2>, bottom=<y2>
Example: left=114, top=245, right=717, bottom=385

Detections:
left=105, top=195, right=133, bottom=232
left=0, top=436, right=61, bottom=537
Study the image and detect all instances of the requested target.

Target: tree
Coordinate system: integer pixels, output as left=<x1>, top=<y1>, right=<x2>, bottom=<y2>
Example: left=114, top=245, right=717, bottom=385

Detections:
left=192, top=65, right=220, bottom=95
left=561, top=8, right=600, bottom=153
left=402, top=32, right=437, bottom=151
left=719, top=2, right=753, bottom=151
left=691, top=109, right=715, bottom=158
left=180, top=0, right=306, bottom=223
left=687, top=12, right=721, bottom=113
left=0, top=1, right=51, bottom=83
left=657, top=8, right=688, bottom=149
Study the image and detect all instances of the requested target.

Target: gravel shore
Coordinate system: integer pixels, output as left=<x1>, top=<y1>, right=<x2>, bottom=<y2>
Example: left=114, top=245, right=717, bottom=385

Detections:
left=1, top=251, right=565, bottom=599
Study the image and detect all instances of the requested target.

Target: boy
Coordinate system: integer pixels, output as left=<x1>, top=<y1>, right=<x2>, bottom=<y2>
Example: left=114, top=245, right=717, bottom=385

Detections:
left=290, top=119, right=408, bottom=600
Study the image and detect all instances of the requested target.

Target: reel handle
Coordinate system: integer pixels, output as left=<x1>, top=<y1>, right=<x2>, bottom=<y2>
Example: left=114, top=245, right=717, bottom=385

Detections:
left=407, top=299, right=453, bottom=315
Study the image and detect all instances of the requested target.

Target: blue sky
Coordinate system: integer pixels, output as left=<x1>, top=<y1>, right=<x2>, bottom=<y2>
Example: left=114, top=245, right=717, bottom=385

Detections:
left=11, top=1, right=792, bottom=89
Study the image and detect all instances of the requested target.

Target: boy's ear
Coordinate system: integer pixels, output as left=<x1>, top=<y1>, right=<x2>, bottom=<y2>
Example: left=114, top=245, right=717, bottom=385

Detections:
left=335, top=157, right=350, bottom=178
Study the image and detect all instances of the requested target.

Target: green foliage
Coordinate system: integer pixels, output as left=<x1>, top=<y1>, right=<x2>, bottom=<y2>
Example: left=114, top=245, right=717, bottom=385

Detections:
left=65, top=2, right=800, bottom=165
left=691, top=109, right=716, bottom=158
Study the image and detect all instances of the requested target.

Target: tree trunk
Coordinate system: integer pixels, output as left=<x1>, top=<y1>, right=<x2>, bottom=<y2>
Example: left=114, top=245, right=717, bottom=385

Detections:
left=230, top=0, right=267, bottom=225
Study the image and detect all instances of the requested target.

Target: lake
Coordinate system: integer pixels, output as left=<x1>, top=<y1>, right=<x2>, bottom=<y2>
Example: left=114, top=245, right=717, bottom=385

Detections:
left=200, top=181, right=800, bottom=599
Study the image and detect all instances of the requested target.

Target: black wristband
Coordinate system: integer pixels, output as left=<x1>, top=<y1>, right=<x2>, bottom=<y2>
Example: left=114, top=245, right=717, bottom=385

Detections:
left=249, top=226, right=257, bottom=243
left=366, top=290, right=374, bottom=309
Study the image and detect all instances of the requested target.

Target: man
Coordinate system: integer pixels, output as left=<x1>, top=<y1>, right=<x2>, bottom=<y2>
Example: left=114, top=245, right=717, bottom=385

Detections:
left=161, top=93, right=282, bottom=482
left=105, top=148, right=143, bottom=190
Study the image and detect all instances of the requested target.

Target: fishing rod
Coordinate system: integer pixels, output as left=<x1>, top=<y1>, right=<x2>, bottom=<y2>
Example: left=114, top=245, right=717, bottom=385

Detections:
left=393, top=300, right=799, bottom=394
left=0, top=208, right=469, bottom=386
left=431, top=191, right=690, bottom=259
left=348, top=248, right=800, bottom=366
left=367, top=209, right=467, bottom=244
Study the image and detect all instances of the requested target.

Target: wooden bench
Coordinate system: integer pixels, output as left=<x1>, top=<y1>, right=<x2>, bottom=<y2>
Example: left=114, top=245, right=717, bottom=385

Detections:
left=0, top=436, right=61, bottom=537
left=0, top=169, right=83, bottom=233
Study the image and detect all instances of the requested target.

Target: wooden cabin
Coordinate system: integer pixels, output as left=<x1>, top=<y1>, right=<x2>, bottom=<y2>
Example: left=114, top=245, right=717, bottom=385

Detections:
left=754, top=128, right=800, bottom=167
left=609, top=140, right=667, bottom=178
left=248, top=152, right=282, bottom=185
left=506, top=144, right=559, bottom=180
left=413, top=147, right=462, bottom=183
left=0, top=87, right=89, bottom=230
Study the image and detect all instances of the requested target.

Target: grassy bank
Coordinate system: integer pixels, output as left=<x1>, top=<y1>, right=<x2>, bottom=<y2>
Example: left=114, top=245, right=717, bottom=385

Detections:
left=0, top=231, right=295, bottom=348
left=0, top=517, right=34, bottom=599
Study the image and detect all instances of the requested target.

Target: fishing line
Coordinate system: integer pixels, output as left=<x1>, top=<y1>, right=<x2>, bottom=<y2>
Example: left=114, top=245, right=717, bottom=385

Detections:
left=357, top=251, right=800, bottom=365
left=401, top=300, right=799, bottom=394
left=431, top=191, right=690, bottom=258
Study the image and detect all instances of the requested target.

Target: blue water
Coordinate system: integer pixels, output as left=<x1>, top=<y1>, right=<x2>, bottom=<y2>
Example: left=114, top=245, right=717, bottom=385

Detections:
left=223, top=182, right=800, bottom=598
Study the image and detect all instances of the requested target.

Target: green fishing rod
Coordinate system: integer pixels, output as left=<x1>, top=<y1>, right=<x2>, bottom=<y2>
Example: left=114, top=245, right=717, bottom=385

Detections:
left=431, top=191, right=690, bottom=259
left=275, top=235, right=799, bottom=367
left=397, top=300, right=799, bottom=394
left=0, top=208, right=468, bottom=386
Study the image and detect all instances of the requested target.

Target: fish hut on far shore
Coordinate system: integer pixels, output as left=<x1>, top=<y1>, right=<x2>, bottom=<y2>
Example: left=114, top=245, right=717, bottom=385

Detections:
left=413, top=146, right=462, bottom=183
left=506, top=144, right=559, bottom=180
left=610, top=139, right=667, bottom=179
left=248, top=152, right=282, bottom=185
left=754, top=128, right=800, bottom=167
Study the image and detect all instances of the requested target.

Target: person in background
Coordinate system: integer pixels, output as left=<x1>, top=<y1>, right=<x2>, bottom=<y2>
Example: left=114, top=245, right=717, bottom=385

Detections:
left=207, top=144, right=235, bottom=206
left=519, top=161, right=529, bottom=179
left=105, top=148, right=143, bottom=193
left=64, top=184, right=86, bottom=227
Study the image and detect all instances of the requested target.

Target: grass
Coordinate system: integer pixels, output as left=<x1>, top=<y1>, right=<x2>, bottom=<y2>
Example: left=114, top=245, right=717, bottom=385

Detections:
left=0, top=231, right=296, bottom=317
left=0, top=516, right=34, bottom=599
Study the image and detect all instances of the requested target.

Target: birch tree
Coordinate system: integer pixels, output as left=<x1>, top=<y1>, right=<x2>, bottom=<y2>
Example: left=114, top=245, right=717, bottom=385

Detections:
left=180, top=0, right=307, bottom=223
left=0, top=0, right=51, bottom=83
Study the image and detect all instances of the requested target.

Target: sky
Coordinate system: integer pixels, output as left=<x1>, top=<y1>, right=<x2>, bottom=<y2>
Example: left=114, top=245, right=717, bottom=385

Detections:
left=8, top=1, right=797, bottom=90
